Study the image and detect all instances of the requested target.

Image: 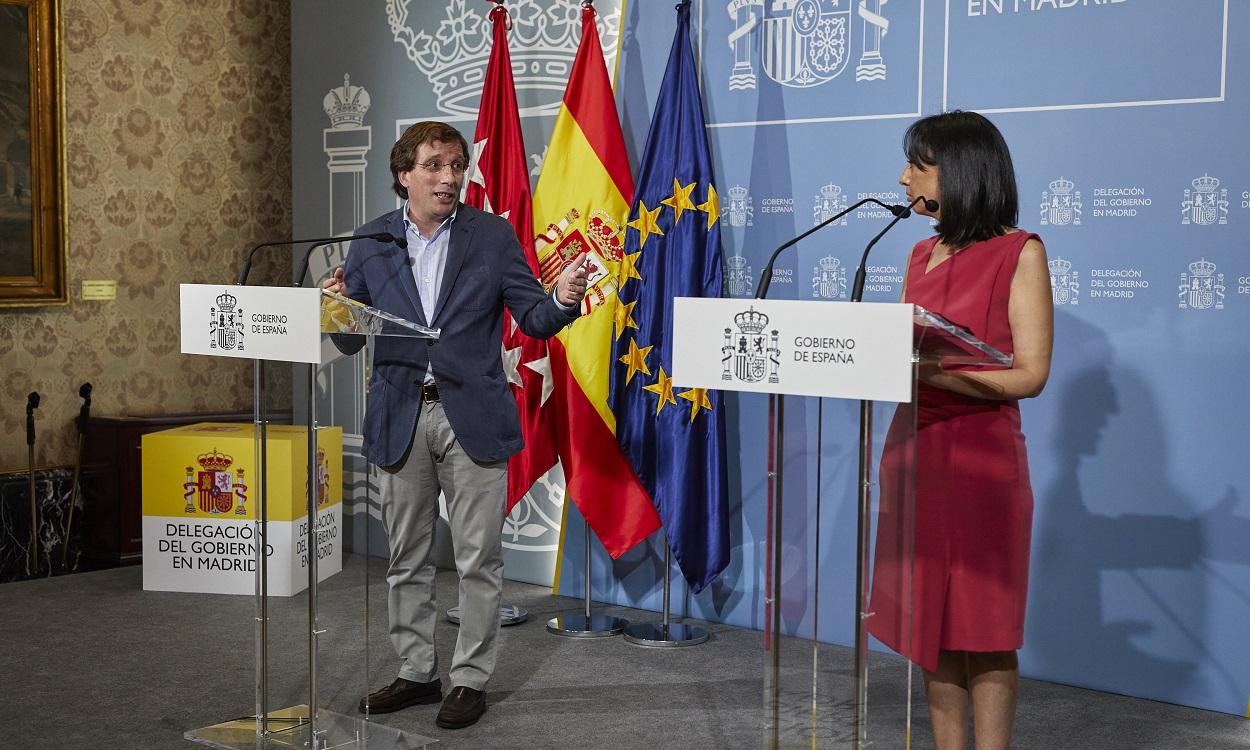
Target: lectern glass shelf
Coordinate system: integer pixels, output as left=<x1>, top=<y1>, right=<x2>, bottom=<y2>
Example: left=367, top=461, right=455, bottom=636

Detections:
left=186, top=289, right=439, bottom=750
left=761, top=304, right=1011, bottom=750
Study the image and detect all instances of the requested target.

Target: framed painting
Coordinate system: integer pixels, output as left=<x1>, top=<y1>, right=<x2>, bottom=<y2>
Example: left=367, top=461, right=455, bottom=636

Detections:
left=0, top=0, right=65, bottom=307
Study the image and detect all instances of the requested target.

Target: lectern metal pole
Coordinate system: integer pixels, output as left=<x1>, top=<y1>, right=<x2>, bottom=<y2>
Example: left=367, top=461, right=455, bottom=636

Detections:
left=763, top=392, right=783, bottom=748
left=853, top=398, right=874, bottom=749
left=253, top=360, right=271, bottom=736
left=360, top=339, right=373, bottom=715
left=306, top=363, right=321, bottom=747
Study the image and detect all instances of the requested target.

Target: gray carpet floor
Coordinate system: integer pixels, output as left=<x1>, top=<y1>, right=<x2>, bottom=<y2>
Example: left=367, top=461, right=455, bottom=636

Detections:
left=2, top=556, right=1247, bottom=749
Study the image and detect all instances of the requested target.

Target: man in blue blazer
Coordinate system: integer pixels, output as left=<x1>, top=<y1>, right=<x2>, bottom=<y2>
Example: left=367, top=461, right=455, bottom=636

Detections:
left=324, top=121, right=587, bottom=729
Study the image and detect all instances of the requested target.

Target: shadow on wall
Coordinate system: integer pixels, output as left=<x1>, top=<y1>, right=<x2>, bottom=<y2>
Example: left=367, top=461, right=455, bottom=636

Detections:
left=1025, top=309, right=1250, bottom=712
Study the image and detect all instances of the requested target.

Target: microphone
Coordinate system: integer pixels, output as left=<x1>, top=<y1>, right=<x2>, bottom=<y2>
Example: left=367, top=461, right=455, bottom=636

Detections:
left=76, top=383, right=93, bottom=433
left=849, top=195, right=929, bottom=302
left=884, top=197, right=939, bottom=220
left=754, top=197, right=908, bottom=299
left=25, top=391, right=39, bottom=446
left=235, top=232, right=406, bottom=285
left=294, top=232, right=406, bottom=288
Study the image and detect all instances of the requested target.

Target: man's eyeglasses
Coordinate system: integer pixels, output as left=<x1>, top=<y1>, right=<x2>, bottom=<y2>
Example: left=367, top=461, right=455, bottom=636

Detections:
left=417, top=160, right=468, bottom=175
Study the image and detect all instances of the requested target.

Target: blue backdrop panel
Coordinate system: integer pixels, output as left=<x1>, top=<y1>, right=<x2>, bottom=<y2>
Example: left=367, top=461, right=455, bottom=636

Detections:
left=290, top=0, right=1250, bottom=717
left=947, top=0, right=1227, bottom=110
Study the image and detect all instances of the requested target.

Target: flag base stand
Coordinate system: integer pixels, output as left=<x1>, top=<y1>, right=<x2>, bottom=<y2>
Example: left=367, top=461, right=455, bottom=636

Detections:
left=444, top=603, right=529, bottom=627
left=622, top=621, right=708, bottom=647
left=623, top=541, right=708, bottom=648
left=546, top=613, right=628, bottom=637
left=547, top=519, right=628, bottom=637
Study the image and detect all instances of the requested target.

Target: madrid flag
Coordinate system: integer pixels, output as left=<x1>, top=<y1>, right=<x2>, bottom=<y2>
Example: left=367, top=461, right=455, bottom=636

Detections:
left=463, top=2, right=555, bottom=512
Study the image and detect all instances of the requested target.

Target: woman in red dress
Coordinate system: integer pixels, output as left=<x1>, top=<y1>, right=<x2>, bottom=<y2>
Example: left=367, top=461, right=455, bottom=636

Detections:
left=868, top=111, right=1054, bottom=749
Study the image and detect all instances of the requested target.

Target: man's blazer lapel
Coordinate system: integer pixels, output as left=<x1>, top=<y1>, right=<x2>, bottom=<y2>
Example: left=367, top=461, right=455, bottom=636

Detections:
left=382, top=211, right=427, bottom=326
left=433, top=206, right=475, bottom=323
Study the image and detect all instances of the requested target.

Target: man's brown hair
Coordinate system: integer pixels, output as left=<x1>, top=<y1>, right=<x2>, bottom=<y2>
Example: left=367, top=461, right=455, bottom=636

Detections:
left=389, top=121, right=470, bottom=200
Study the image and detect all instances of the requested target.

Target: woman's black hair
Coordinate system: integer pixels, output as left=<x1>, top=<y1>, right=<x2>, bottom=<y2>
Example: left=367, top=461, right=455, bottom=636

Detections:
left=903, top=110, right=1019, bottom=247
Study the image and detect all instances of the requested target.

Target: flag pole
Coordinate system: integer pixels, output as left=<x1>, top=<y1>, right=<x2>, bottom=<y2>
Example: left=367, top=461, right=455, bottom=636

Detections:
left=621, top=535, right=708, bottom=648
left=546, top=517, right=629, bottom=637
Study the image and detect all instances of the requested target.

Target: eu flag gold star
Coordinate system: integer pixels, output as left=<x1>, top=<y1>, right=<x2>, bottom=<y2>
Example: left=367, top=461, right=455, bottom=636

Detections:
left=618, top=337, right=654, bottom=385
left=612, top=298, right=639, bottom=341
left=643, top=367, right=677, bottom=415
left=677, top=387, right=713, bottom=422
left=618, top=250, right=642, bottom=285
left=627, top=200, right=665, bottom=249
left=662, top=179, right=698, bottom=225
left=696, top=184, right=720, bottom=230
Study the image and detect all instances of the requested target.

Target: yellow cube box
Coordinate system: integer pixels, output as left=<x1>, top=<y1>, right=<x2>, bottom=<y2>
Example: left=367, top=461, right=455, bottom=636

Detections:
left=141, top=422, right=343, bottom=596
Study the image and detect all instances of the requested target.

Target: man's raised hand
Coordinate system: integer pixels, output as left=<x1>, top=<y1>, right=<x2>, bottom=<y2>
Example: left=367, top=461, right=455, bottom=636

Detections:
left=556, top=253, right=589, bottom=307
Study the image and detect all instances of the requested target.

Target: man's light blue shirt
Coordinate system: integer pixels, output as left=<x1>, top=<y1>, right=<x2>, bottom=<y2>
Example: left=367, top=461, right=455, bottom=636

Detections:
left=402, top=203, right=455, bottom=384
left=401, top=201, right=575, bottom=384
left=402, top=202, right=455, bottom=327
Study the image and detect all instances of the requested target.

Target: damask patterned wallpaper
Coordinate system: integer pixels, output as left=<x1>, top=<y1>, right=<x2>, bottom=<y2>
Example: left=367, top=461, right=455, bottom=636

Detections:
left=0, top=0, right=292, bottom=471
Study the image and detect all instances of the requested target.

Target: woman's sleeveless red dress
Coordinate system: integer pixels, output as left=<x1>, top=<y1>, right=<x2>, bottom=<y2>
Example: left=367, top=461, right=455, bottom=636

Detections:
left=868, top=231, right=1039, bottom=673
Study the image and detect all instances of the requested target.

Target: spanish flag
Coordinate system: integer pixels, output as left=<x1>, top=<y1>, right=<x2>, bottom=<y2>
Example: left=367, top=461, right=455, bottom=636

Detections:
left=532, top=3, right=661, bottom=558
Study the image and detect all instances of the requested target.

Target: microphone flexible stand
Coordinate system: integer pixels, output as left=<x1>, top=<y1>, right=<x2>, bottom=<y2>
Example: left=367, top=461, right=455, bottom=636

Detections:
left=25, top=392, right=39, bottom=575
left=61, top=383, right=92, bottom=568
left=755, top=198, right=906, bottom=299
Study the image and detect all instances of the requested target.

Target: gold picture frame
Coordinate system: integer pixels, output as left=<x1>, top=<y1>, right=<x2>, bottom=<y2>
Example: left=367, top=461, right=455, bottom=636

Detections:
left=0, top=0, right=66, bottom=307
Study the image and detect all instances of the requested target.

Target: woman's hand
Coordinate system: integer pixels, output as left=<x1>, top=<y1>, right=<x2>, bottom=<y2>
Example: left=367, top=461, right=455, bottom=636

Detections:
left=920, top=238, right=1054, bottom=400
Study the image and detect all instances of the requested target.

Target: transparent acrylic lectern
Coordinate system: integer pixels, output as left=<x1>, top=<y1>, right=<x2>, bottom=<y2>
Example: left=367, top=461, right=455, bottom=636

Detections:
left=761, top=304, right=1012, bottom=749
left=186, top=290, right=441, bottom=750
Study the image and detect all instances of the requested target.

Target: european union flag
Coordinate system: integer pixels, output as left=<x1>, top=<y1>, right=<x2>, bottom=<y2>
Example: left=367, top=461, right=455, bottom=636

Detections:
left=609, top=0, right=728, bottom=593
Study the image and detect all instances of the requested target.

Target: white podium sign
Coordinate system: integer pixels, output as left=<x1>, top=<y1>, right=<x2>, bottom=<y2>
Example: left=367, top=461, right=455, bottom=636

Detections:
left=671, top=298, right=914, bottom=403
left=180, top=284, right=322, bottom=364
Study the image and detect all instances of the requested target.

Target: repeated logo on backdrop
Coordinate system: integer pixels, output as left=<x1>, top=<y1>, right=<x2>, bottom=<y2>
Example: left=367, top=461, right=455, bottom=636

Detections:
left=812, top=183, right=848, bottom=226
left=1179, top=258, right=1225, bottom=311
left=723, top=185, right=754, bottom=228
left=714, top=165, right=1247, bottom=311
left=1182, top=175, right=1228, bottom=226
left=1040, top=178, right=1082, bottom=227
left=812, top=255, right=847, bottom=300
left=726, top=254, right=755, bottom=297
left=1048, top=257, right=1079, bottom=306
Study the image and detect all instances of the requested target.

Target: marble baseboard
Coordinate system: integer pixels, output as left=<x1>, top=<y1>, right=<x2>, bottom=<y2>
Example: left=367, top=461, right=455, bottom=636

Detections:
left=0, top=468, right=86, bottom=583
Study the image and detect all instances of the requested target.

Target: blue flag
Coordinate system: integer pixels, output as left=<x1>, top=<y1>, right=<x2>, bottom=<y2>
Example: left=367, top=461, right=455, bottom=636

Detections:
left=609, top=1, right=729, bottom=594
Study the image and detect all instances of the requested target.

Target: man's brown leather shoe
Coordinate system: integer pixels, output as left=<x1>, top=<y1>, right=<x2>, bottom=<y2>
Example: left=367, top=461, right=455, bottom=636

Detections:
left=358, top=677, right=442, bottom=714
left=435, top=686, right=486, bottom=729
